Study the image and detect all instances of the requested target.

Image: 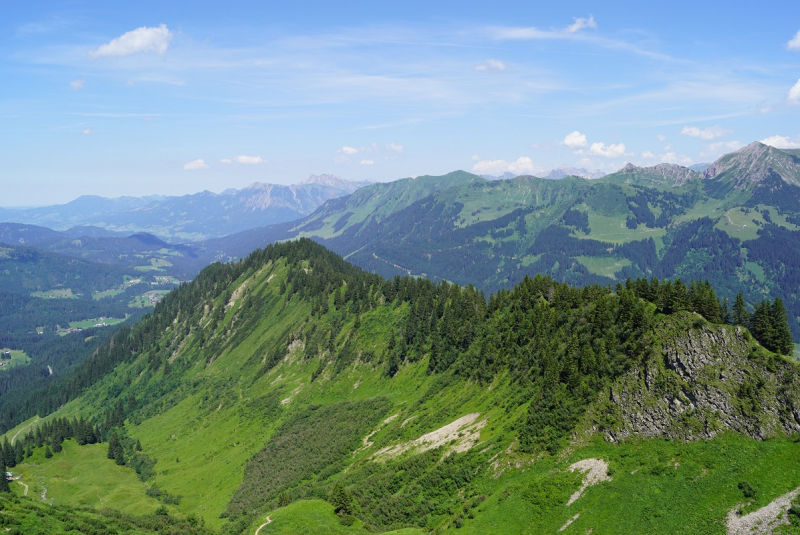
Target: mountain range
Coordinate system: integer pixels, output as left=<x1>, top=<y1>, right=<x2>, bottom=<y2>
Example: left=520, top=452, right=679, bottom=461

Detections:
left=0, top=174, right=370, bottom=240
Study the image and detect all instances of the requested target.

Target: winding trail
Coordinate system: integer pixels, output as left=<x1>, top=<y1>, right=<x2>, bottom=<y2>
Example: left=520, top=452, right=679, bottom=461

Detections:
left=16, top=480, right=28, bottom=496
left=11, top=416, right=39, bottom=445
left=254, top=516, right=272, bottom=535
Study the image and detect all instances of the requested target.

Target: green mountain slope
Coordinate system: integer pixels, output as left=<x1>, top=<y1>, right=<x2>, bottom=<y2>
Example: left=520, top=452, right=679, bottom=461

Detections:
left=219, top=142, right=800, bottom=341
left=4, top=240, right=800, bottom=534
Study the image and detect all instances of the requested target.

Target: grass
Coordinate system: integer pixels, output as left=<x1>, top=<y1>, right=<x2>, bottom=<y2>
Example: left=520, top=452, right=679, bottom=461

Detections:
left=135, top=258, right=174, bottom=272
left=68, top=316, right=126, bottom=329
left=575, top=256, right=631, bottom=278
left=93, top=289, right=124, bottom=300
left=584, top=212, right=666, bottom=244
left=0, top=349, right=30, bottom=371
left=128, top=290, right=171, bottom=308
left=254, top=500, right=424, bottom=534
left=30, top=288, right=77, bottom=299
left=12, top=440, right=166, bottom=516
left=716, top=205, right=799, bottom=242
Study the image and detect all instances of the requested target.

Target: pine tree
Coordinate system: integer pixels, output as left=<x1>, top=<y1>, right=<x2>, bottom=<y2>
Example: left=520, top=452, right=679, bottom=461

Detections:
left=44, top=446, right=53, bottom=459
left=0, top=464, right=9, bottom=493
left=770, top=298, right=794, bottom=356
left=329, top=483, right=353, bottom=516
left=107, top=433, right=120, bottom=460
left=115, top=446, right=125, bottom=466
left=733, top=294, right=749, bottom=326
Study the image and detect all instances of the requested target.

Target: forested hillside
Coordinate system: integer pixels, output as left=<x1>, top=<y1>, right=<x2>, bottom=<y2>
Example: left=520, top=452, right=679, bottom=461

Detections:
left=208, top=142, right=800, bottom=341
left=4, top=239, right=800, bottom=534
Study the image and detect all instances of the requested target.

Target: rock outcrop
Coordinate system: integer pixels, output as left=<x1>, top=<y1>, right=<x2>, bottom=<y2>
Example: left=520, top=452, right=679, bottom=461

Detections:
left=587, top=314, right=800, bottom=442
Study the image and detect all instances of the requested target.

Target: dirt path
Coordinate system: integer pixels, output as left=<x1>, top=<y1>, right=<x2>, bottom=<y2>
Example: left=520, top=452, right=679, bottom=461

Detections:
left=254, top=516, right=272, bottom=535
left=16, top=480, right=28, bottom=496
left=11, top=416, right=39, bottom=445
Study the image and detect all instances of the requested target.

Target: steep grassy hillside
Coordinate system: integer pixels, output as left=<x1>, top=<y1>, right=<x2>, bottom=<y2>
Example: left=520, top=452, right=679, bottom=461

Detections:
left=4, top=239, right=800, bottom=534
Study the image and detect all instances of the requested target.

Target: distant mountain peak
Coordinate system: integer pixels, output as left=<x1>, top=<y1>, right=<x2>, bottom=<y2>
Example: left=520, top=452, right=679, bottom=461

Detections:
left=703, top=141, right=800, bottom=187
left=610, top=162, right=699, bottom=187
left=544, top=167, right=606, bottom=180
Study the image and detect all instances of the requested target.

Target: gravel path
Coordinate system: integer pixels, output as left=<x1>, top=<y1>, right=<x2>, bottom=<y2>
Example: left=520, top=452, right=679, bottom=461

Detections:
left=254, top=516, right=272, bottom=535
left=727, top=486, right=800, bottom=535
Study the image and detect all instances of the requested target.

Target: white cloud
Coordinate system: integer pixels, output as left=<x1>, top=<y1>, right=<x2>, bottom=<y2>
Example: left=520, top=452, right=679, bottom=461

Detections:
left=80, top=128, right=93, bottom=135
left=562, top=131, right=588, bottom=149
left=474, top=59, right=507, bottom=72
left=680, top=125, right=731, bottom=140
left=641, top=151, right=655, bottom=158
left=565, top=15, right=597, bottom=34
left=656, top=134, right=667, bottom=142
left=70, top=79, right=84, bottom=91
left=471, top=155, right=481, bottom=161
left=338, top=146, right=359, bottom=155
left=707, top=140, right=742, bottom=152
left=89, top=24, right=173, bottom=58
left=183, top=159, right=208, bottom=170
left=788, top=79, right=800, bottom=104
left=386, top=143, right=404, bottom=153
left=233, top=155, right=263, bottom=164
left=472, top=156, right=540, bottom=176
left=760, top=135, right=800, bottom=149
left=495, top=14, right=597, bottom=39
left=220, top=158, right=232, bottom=164
left=589, top=142, right=626, bottom=158
left=788, top=30, right=800, bottom=50
left=660, top=152, right=694, bottom=165
left=360, top=159, right=374, bottom=165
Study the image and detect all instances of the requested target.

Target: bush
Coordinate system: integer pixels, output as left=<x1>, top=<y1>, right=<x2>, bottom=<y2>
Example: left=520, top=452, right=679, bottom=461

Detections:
left=738, top=481, right=757, bottom=499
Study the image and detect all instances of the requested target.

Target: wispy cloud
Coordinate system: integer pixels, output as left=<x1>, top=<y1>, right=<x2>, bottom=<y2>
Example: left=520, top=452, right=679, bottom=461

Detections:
left=183, top=158, right=208, bottom=170
left=680, top=125, right=730, bottom=140
left=788, top=30, right=800, bottom=51
left=474, top=59, right=507, bottom=72
left=788, top=79, right=800, bottom=104
left=89, top=24, right=173, bottom=58
left=80, top=128, right=93, bottom=135
left=360, top=159, right=374, bottom=165
left=472, top=156, right=541, bottom=176
left=69, top=79, right=84, bottom=91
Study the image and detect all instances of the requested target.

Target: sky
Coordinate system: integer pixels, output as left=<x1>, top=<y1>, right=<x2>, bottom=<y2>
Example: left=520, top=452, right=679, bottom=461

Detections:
left=2, top=1, right=800, bottom=206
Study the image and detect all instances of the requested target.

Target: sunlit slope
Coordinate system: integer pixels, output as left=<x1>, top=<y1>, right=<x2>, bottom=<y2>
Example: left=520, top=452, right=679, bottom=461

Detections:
left=7, top=239, right=800, bottom=535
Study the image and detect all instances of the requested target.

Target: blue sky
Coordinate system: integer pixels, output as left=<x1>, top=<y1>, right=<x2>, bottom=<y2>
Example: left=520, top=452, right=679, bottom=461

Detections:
left=2, top=1, right=800, bottom=205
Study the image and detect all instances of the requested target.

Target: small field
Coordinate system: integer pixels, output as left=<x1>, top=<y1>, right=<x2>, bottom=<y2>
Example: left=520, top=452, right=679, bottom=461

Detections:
left=134, top=258, right=174, bottom=272
left=30, top=288, right=77, bottom=299
left=92, top=289, right=124, bottom=300
left=0, top=349, right=30, bottom=371
left=68, top=316, right=126, bottom=329
left=11, top=440, right=166, bottom=516
left=128, top=290, right=171, bottom=308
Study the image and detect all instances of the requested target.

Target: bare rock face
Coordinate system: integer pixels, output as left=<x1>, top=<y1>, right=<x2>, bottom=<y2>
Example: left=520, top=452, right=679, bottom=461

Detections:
left=612, top=162, right=700, bottom=187
left=589, top=315, right=800, bottom=442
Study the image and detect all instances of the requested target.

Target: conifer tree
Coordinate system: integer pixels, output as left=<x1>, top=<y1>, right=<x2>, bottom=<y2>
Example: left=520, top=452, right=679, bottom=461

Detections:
left=329, top=483, right=353, bottom=516
left=770, top=298, right=794, bottom=356
left=0, top=464, right=9, bottom=493
left=44, top=446, right=52, bottom=459
left=733, top=294, right=749, bottom=326
left=107, top=433, right=120, bottom=460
